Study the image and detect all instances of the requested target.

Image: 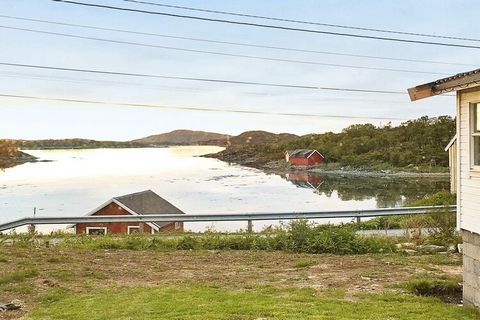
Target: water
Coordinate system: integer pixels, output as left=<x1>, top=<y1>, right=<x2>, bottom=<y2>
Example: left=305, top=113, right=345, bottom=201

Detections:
left=0, top=147, right=449, bottom=232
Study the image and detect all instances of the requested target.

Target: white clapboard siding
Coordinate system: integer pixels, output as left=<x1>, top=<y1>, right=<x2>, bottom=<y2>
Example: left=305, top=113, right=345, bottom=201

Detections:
left=458, top=89, right=480, bottom=234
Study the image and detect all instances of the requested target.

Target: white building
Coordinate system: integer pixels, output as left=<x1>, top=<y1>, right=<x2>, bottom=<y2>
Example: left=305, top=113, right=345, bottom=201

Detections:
left=408, top=69, right=480, bottom=308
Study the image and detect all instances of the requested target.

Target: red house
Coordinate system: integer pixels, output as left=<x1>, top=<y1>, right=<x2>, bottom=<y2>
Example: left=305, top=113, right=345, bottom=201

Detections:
left=285, top=149, right=325, bottom=166
left=73, top=190, right=185, bottom=235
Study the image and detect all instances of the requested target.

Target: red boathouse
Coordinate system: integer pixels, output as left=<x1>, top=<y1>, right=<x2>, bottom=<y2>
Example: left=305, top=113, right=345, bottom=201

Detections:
left=285, top=149, right=325, bottom=166
left=73, top=190, right=184, bottom=235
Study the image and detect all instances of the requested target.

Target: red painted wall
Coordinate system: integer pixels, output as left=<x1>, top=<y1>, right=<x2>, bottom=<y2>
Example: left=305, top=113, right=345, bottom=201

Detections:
left=75, top=202, right=183, bottom=234
left=289, top=152, right=324, bottom=166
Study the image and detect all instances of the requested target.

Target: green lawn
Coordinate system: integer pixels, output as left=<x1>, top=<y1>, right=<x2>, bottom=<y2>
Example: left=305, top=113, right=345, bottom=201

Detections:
left=26, top=284, right=478, bottom=320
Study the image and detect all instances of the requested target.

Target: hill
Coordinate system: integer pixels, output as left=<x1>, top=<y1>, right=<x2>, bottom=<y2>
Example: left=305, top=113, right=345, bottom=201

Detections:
left=17, top=139, right=145, bottom=150
left=206, top=116, right=455, bottom=172
left=205, top=130, right=298, bottom=147
left=133, top=130, right=230, bottom=146
left=205, top=131, right=299, bottom=165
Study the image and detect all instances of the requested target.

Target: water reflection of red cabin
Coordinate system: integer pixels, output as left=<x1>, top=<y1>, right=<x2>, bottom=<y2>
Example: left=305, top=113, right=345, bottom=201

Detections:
left=286, top=172, right=324, bottom=190
left=285, top=149, right=325, bottom=166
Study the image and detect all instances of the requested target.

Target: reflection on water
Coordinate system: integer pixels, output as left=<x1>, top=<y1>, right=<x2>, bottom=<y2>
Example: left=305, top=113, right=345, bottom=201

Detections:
left=0, top=147, right=449, bottom=232
left=285, top=172, right=324, bottom=192
left=284, top=171, right=449, bottom=207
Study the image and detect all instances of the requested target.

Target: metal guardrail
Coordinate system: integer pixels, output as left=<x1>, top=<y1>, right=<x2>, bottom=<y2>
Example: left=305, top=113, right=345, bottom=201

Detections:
left=0, top=205, right=456, bottom=232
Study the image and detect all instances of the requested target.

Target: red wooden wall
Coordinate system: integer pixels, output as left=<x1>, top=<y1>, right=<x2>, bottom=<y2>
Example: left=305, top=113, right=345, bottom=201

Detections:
left=75, top=202, right=183, bottom=234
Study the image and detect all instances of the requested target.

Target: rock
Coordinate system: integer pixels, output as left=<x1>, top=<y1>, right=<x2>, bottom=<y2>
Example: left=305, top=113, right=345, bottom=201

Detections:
left=448, top=245, right=458, bottom=253
left=458, top=244, right=463, bottom=254
left=396, top=242, right=416, bottom=249
left=416, top=244, right=447, bottom=253
left=402, top=249, right=418, bottom=255
left=0, top=300, right=23, bottom=312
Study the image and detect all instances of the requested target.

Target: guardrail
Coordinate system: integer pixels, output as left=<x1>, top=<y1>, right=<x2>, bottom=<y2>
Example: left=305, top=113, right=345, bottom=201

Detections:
left=0, top=205, right=456, bottom=232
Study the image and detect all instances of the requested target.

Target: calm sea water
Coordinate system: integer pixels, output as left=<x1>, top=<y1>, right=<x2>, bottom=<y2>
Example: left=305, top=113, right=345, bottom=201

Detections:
left=0, top=147, right=449, bottom=232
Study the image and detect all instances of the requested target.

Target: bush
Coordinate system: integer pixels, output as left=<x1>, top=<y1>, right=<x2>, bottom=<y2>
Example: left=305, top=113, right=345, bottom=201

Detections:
left=0, top=221, right=398, bottom=255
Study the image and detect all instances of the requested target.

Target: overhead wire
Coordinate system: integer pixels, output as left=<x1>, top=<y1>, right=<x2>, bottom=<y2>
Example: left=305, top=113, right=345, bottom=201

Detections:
left=0, top=70, right=417, bottom=105
left=120, top=0, right=480, bottom=43
left=0, top=14, right=476, bottom=67
left=50, top=0, right=480, bottom=49
left=0, top=93, right=408, bottom=121
left=0, top=25, right=451, bottom=76
left=0, top=62, right=411, bottom=95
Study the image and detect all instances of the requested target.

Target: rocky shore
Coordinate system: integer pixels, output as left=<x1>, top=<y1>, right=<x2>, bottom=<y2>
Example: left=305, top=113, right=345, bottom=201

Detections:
left=205, top=151, right=450, bottom=178
left=0, top=151, right=37, bottom=170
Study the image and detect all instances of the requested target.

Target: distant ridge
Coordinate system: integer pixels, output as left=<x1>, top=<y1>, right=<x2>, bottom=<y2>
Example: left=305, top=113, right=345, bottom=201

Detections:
left=132, top=130, right=230, bottom=146
left=206, top=130, right=298, bottom=146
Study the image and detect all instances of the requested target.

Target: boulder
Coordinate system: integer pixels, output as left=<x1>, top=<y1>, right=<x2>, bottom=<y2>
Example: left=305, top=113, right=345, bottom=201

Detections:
left=416, top=244, right=447, bottom=253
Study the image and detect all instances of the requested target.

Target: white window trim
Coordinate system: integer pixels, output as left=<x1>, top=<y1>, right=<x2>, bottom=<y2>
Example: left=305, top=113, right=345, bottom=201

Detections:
left=175, top=222, right=181, bottom=230
left=86, top=227, right=107, bottom=235
left=127, top=226, right=141, bottom=234
left=470, top=102, right=480, bottom=171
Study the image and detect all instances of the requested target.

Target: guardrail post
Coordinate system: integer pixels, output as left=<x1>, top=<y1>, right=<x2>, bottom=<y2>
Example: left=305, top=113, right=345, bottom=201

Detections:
left=356, top=216, right=361, bottom=224
left=247, top=220, right=253, bottom=233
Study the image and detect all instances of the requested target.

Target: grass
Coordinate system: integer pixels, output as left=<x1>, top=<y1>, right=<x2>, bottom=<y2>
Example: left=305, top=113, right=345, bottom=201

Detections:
left=294, top=259, right=317, bottom=268
left=25, top=284, right=479, bottom=320
left=0, top=269, right=38, bottom=285
left=400, top=273, right=462, bottom=303
left=0, top=247, right=469, bottom=319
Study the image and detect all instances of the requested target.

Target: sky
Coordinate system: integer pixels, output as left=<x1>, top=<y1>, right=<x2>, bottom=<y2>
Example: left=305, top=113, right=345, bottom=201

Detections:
left=0, top=0, right=479, bottom=140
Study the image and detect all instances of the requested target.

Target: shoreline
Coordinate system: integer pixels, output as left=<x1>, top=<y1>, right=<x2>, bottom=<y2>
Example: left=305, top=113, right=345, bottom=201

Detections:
left=207, top=156, right=450, bottom=178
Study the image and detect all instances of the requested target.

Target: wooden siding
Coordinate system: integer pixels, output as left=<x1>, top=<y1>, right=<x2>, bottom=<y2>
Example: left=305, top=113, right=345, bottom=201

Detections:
left=288, top=152, right=324, bottom=166
left=75, top=202, right=154, bottom=234
left=458, top=89, right=480, bottom=234
left=448, top=139, right=457, bottom=193
left=75, top=202, right=184, bottom=234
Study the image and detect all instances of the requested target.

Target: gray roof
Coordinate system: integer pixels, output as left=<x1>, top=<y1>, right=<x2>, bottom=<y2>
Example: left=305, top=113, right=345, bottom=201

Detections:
left=286, top=149, right=323, bottom=158
left=114, top=190, right=185, bottom=215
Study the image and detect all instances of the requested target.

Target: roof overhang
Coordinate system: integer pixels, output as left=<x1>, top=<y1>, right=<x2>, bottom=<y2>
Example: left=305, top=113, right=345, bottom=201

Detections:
left=408, top=68, right=480, bottom=101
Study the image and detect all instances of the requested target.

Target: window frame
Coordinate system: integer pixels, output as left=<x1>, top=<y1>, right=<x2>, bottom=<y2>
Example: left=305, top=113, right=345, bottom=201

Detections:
left=127, top=226, right=141, bottom=234
left=86, top=227, right=107, bottom=235
left=471, top=102, right=480, bottom=171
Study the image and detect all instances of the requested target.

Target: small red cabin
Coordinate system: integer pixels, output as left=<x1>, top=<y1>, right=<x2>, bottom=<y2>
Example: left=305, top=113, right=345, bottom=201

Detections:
left=73, top=190, right=184, bottom=235
left=285, top=149, right=325, bottom=166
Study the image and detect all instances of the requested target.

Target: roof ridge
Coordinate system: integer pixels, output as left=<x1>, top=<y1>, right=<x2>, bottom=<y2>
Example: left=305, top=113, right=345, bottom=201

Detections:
left=113, top=189, right=153, bottom=200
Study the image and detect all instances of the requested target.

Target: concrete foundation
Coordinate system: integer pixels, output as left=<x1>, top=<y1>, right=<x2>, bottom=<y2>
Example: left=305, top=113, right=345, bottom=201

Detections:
left=462, top=229, right=480, bottom=307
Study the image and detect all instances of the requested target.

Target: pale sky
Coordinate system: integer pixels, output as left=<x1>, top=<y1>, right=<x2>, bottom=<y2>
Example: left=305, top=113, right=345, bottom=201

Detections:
left=1, top=0, right=479, bottom=140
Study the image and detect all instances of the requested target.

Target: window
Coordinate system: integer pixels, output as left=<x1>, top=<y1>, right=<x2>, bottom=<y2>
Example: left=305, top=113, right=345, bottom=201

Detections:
left=86, top=227, right=107, bottom=235
left=472, top=103, right=480, bottom=167
left=127, top=226, right=140, bottom=234
left=174, top=222, right=181, bottom=230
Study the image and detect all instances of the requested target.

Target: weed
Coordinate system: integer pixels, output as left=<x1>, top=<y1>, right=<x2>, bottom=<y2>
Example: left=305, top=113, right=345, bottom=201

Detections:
left=294, top=259, right=317, bottom=268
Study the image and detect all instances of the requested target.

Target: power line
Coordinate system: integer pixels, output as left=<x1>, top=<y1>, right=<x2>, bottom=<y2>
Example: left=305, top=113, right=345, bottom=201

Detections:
left=121, top=0, right=480, bottom=43
left=0, top=71, right=415, bottom=105
left=51, top=0, right=480, bottom=50
left=1, top=14, right=476, bottom=68
left=0, top=93, right=407, bottom=121
left=0, top=25, right=451, bottom=76
left=0, top=62, right=409, bottom=95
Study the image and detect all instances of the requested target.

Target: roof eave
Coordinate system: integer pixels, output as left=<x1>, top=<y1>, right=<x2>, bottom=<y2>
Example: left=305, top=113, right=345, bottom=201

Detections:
left=408, top=69, right=480, bottom=101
